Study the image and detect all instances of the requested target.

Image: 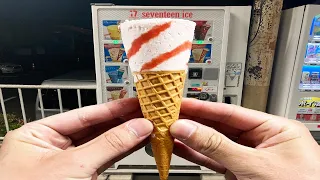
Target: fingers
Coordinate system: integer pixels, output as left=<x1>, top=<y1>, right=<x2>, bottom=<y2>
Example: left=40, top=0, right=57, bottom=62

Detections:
left=179, top=115, right=242, bottom=137
left=69, top=118, right=153, bottom=171
left=70, top=109, right=144, bottom=142
left=181, top=98, right=271, bottom=131
left=97, top=139, right=149, bottom=174
left=69, top=119, right=122, bottom=143
left=37, top=98, right=141, bottom=135
left=170, top=120, right=256, bottom=169
left=173, top=140, right=226, bottom=173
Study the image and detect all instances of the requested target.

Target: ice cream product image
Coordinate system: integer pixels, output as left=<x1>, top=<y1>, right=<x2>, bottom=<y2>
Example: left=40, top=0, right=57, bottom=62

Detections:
left=194, top=21, right=211, bottom=40
left=192, top=48, right=209, bottom=63
left=105, top=66, right=128, bottom=83
left=107, top=87, right=128, bottom=101
left=103, top=20, right=121, bottom=40
left=104, top=44, right=127, bottom=62
left=120, top=18, right=195, bottom=180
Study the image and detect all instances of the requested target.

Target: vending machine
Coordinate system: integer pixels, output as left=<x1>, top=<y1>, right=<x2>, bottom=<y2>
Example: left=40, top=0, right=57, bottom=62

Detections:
left=92, top=4, right=251, bottom=173
left=268, top=5, right=320, bottom=132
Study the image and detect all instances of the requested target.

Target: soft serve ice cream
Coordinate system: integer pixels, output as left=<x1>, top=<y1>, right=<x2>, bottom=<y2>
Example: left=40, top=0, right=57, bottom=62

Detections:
left=120, top=18, right=195, bottom=74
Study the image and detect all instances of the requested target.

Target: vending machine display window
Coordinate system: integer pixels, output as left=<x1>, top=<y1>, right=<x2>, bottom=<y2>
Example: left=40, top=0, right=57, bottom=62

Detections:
left=300, top=14, right=320, bottom=91
left=310, top=15, right=320, bottom=39
left=300, top=65, right=320, bottom=90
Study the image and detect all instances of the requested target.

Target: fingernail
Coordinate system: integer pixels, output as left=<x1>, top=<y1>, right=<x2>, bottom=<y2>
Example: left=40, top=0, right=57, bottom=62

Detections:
left=170, top=120, right=197, bottom=140
left=127, top=119, right=153, bottom=138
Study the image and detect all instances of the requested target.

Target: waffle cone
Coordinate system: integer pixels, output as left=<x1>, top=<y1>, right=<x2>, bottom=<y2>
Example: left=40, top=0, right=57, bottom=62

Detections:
left=134, top=70, right=186, bottom=180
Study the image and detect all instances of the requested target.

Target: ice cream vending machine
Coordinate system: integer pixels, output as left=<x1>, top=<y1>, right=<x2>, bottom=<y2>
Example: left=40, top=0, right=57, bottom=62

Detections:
left=92, top=4, right=251, bottom=173
left=268, top=5, right=320, bottom=133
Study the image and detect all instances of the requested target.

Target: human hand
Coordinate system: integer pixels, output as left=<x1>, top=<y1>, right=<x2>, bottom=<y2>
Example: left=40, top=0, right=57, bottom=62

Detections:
left=171, top=98, right=320, bottom=180
left=0, top=98, right=153, bottom=180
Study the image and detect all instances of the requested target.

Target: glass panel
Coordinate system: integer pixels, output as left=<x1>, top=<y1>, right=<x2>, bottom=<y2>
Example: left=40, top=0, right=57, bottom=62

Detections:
left=299, top=65, right=320, bottom=90
left=299, top=14, right=320, bottom=91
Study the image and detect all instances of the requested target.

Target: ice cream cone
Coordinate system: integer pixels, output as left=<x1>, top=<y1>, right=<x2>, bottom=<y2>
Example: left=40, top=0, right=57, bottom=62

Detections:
left=120, top=18, right=195, bottom=180
left=134, top=70, right=186, bottom=180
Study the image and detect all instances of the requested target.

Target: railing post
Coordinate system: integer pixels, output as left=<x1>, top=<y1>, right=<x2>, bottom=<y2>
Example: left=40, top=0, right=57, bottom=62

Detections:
left=0, top=88, right=9, bottom=132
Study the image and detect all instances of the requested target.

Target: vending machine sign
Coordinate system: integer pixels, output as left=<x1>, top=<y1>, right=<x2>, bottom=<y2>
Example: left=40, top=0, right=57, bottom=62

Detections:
left=129, top=9, right=194, bottom=19
left=127, top=10, right=213, bottom=41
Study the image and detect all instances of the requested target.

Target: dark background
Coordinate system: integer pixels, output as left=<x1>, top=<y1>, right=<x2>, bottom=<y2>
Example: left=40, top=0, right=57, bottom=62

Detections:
left=0, top=0, right=318, bottom=84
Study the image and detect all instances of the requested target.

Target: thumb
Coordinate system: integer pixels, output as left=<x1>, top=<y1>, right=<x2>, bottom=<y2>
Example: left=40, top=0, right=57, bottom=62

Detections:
left=69, top=118, right=153, bottom=171
left=170, top=120, right=255, bottom=169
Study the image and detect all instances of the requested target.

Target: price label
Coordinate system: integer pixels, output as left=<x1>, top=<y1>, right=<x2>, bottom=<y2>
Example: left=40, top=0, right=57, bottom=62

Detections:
left=202, top=86, right=217, bottom=93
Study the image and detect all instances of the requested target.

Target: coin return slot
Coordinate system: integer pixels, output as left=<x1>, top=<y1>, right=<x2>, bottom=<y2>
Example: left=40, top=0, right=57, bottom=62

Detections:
left=223, top=95, right=237, bottom=105
left=224, top=96, right=232, bottom=104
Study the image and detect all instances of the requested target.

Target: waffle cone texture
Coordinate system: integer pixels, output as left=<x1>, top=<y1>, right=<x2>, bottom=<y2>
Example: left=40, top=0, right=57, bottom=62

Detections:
left=134, top=70, right=186, bottom=180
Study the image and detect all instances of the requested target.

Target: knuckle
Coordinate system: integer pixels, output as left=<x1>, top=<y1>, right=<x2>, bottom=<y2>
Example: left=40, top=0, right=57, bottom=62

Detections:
left=103, top=131, right=126, bottom=153
left=103, top=103, right=117, bottom=120
left=77, top=109, right=92, bottom=128
left=198, top=132, right=223, bottom=155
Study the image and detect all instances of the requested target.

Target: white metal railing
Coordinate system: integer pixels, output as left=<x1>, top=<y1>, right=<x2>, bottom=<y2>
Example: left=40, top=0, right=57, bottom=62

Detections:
left=0, top=84, right=97, bottom=140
